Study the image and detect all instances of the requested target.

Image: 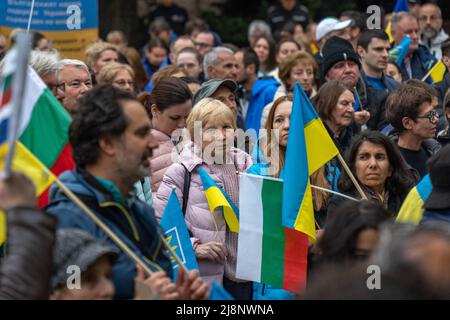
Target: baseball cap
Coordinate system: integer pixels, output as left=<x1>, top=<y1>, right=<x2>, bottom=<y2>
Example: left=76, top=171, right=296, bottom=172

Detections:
left=192, top=79, right=237, bottom=107
left=316, top=17, right=353, bottom=42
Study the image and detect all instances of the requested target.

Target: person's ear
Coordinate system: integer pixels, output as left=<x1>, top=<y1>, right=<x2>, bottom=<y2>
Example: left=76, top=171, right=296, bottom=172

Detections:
left=442, top=55, right=450, bottom=70
left=356, top=46, right=366, bottom=59
left=207, top=65, right=215, bottom=79
left=150, top=104, right=159, bottom=119
left=98, top=134, right=117, bottom=157
left=402, top=117, right=414, bottom=131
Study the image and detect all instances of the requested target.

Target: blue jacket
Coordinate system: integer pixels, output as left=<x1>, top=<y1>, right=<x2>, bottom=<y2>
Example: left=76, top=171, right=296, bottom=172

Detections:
left=399, top=45, right=436, bottom=81
left=245, top=78, right=280, bottom=132
left=246, top=163, right=295, bottom=300
left=46, top=168, right=172, bottom=299
left=421, top=209, right=450, bottom=226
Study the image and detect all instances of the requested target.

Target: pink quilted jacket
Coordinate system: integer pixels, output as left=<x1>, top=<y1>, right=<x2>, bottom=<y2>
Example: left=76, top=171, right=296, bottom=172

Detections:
left=153, top=141, right=252, bottom=285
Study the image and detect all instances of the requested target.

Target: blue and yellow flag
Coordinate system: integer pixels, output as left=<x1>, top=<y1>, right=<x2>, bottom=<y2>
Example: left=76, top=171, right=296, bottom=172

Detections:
left=396, top=175, right=432, bottom=225
left=389, top=35, right=410, bottom=66
left=160, top=190, right=198, bottom=279
left=386, top=0, right=410, bottom=42
left=281, top=83, right=339, bottom=240
left=423, top=60, right=446, bottom=84
left=198, top=167, right=239, bottom=233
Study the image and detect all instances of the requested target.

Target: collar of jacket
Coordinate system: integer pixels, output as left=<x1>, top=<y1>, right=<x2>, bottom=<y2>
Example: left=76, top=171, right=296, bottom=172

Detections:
left=420, top=29, right=450, bottom=47
left=355, top=77, right=367, bottom=108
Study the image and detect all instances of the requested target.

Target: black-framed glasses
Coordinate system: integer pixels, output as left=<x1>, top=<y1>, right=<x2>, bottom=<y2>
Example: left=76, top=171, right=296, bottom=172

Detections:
left=416, top=110, right=439, bottom=123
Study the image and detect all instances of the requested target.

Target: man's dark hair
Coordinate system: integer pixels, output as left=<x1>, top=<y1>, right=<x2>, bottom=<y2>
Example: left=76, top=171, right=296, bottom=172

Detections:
left=386, top=84, right=433, bottom=134
left=357, top=30, right=390, bottom=51
left=69, top=85, right=138, bottom=167
left=237, top=47, right=260, bottom=75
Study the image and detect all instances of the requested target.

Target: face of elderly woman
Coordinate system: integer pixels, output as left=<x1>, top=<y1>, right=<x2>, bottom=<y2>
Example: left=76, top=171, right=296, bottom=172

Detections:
left=201, top=116, right=235, bottom=162
left=355, top=141, right=392, bottom=194
left=289, top=62, right=314, bottom=92
left=112, top=70, right=135, bottom=93
left=330, top=89, right=355, bottom=131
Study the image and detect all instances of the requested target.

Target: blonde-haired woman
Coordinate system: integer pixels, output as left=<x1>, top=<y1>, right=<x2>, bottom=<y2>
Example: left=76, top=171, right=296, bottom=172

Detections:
left=85, top=42, right=118, bottom=77
left=153, top=98, right=253, bottom=299
left=97, top=62, right=135, bottom=93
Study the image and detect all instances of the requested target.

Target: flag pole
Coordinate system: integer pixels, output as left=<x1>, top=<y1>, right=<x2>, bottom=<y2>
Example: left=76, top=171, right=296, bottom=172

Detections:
left=336, top=153, right=368, bottom=200
left=159, top=234, right=189, bottom=275
left=3, top=32, right=32, bottom=179
left=421, top=60, right=440, bottom=82
left=41, top=168, right=155, bottom=276
left=26, top=0, right=36, bottom=32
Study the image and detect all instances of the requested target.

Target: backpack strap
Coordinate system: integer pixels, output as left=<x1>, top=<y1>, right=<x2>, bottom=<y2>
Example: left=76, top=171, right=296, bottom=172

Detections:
left=181, top=164, right=191, bottom=216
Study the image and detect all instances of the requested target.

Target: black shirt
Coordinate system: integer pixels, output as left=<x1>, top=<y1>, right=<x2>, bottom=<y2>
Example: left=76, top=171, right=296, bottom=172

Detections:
left=267, top=4, right=311, bottom=40
left=398, top=146, right=430, bottom=178
left=149, top=4, right=188, bottom=36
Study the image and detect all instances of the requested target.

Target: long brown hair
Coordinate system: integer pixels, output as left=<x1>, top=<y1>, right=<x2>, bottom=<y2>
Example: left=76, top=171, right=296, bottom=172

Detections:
left=263, top=95, right=292, bottom=177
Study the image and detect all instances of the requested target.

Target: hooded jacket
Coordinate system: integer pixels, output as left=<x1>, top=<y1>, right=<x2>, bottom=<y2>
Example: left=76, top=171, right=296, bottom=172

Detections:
left=46, top=168, right=172, bottom=299
left=244, top=77, right=280, bottom=132
left=153, top=141, right=252, bottom=285
left=420, top=29, right=450, bottom=60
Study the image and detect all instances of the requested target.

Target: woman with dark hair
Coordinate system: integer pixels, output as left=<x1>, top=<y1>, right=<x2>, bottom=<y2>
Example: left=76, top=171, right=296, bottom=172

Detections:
left=144, top=77, right=192, bottom=192
left=312, top=80, right=356, bottom=154
left=328, top=130, right=416, bottom=215
left=315, top=200, right=392, bottom=266
left=252, top=34, right=277, bottom=78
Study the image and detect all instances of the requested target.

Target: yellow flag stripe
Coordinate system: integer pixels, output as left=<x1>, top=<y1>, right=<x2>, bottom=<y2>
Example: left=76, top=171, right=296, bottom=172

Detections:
left=293, top=180, right=316, bottom=240
left=304, top=118, right=339, bottom=175
left=396, top=188, right=424, bottom=225
left=204, top=187, right=239, bottom=232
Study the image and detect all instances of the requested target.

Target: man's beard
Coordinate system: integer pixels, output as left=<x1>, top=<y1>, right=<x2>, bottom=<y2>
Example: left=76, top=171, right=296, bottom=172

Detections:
left=423, top=28, right=438, bottom=40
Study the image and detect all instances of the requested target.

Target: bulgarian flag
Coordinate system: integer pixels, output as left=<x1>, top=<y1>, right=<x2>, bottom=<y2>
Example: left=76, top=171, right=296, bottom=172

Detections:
left=236, top=173, right=308, bottom=294
left=16, top=66, right=74, bottom=207
left=0, top=48, right=74, bottom=245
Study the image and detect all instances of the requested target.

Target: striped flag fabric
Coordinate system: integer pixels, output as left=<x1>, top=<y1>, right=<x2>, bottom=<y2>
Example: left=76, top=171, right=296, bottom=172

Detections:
left=198, top=167, right=239, bottom=233
left=389, top=35, right=410, bottom=66
left=422, top=60, right=446, bottom=84
left=386, top=0, right=410, bottom=42
left=236, top=173, right=308, bottom=294
left=396, top=174, right=431, bottom=224
left=0, top=54, right=74, bottom=245
left=281, top=83, right=338, bottom=240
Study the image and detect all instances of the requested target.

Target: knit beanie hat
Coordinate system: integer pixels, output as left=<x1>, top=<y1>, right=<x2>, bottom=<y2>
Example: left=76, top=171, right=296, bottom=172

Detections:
left=320, top=36, right=361, bottom=79
left=51, top=229, right=119, bottom=290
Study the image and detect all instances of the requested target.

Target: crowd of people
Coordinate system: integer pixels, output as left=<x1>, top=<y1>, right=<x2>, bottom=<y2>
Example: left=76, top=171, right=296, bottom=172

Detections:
left=0, top=0, right=450, bottom=300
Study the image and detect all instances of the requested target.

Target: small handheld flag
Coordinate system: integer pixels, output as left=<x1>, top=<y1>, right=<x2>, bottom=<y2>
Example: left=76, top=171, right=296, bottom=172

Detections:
left=160, top=190, right=198, bottom=278
left=198, top=167, right=239, bottom=233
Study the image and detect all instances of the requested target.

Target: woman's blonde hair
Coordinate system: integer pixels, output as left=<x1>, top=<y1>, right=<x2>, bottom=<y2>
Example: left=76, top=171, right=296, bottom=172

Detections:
left=85, top=41, right=118, bottom=66
left=263, top=95, right=292, bottom=178
left=96, top=62, right=134, bottom=85
left=186, top=98, right=236, bottom=140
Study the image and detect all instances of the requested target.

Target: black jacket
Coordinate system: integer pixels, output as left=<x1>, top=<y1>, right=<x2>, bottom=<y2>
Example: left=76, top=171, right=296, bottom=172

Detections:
left=357, top=73, right=400, bottom=131
left=0, top=208, right=56, bottom=299
left=267, top=3, right=310, bottom=40
left=433, top=72, right=450, bottom=132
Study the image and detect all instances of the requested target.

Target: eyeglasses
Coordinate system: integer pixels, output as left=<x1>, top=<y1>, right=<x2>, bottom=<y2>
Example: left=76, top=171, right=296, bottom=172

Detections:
left=194, top=42, right=213, bottom=49
left=58, top=80, right=93, bottom=91
left=416, top=110, right=439, bottom=123
left=419, top=15, right=441, bottom=23
left=113, top=79, right=134, bottom=87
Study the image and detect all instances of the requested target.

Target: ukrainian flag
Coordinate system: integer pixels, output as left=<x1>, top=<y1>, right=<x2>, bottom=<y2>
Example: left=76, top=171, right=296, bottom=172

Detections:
left=396, top=175, right=432, bottom=224
left=423, top=60, right=446, bottom=84
left=198, top=167, right=240, bottom=233
left=389, top=35, right=410, bottom=66
left=282, top=83, right=339, bottom=240
left=386, top=0, right=409, bottom=42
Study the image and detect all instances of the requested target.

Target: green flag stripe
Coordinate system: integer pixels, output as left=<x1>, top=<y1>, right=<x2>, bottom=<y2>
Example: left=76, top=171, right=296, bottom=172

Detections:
left=261, top=179, right=285, bottom=288
left=19, top=89, right=71, bottom=168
